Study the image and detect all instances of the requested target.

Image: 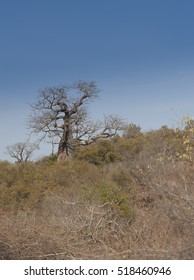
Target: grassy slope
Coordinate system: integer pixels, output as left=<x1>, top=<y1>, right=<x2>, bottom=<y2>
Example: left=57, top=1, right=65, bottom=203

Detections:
left=0, top=129, right=194, bottom=259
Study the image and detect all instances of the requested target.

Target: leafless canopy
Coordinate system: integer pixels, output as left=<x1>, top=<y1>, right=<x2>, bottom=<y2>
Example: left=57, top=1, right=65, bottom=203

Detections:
left=6, top=142, right=39, bottom=162
left=28, top=81, right=125, bottom=161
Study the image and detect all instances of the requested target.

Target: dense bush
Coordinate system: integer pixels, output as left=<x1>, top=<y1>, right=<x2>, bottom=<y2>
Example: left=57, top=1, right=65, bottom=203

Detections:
left=0, top=159, right=131, bottom=215
left=75, top=139, right=121, bottom=165
left=1, top=123, right=194, bottom=259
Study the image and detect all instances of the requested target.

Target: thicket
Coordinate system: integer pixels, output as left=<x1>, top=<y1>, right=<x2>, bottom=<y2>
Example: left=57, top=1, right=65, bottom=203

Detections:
left=0, top=121, right=194, bottom=259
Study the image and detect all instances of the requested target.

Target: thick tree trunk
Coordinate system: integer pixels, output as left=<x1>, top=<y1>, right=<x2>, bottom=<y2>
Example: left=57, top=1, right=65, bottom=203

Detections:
left=57, top=126, right=72, bottom=162
left=57, top=139, right=69, bottom=161
left=57, top=121, right=71, bottom=161
left=57, top=151, right=68, bottom=161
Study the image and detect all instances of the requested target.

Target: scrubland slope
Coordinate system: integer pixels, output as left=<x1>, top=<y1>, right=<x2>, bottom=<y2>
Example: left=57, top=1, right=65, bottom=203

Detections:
left=0, top=125, right=194, bottom=259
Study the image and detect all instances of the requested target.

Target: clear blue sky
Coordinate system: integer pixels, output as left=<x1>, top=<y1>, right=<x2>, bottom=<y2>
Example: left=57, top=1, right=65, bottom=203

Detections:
left=1, top=0, right=194, bottom=161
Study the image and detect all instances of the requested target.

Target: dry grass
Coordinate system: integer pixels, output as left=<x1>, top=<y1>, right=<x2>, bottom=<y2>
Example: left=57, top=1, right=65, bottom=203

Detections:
left=0, top=197, right=130, bottom=259
left=0, top=164, right=194, bottom=260
left=1, top=126, right=194, bottom=259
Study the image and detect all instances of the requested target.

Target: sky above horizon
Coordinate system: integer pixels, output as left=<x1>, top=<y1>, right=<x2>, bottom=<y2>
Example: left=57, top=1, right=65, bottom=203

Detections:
left=1, top=0, right=194, bottom=161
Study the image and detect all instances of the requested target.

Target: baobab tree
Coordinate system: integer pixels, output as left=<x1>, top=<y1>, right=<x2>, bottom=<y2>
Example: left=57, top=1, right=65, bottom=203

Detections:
left=28, top=81, right=125, bottom=161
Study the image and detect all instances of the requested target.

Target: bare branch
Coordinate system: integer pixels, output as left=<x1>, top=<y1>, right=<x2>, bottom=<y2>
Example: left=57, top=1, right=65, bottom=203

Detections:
left=6, top=142, right=39, bottom=162
left=28, top=81, right=125, bottom=161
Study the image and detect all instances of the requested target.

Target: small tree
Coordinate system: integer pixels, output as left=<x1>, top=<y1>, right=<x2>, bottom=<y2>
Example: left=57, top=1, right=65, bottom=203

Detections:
left=123, top=123, right=142, bottom=139
left=28, top=81, right=125, bottom=161
left=6, top=142, right=39, bottom=162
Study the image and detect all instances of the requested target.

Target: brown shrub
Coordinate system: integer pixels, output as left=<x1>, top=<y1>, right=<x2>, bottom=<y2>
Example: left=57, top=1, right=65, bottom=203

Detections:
left=1, top=124, right=194, bottom=259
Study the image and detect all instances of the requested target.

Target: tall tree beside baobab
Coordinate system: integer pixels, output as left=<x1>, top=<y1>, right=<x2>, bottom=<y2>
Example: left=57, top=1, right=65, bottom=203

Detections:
left=28, top=81, right=125, bottom=161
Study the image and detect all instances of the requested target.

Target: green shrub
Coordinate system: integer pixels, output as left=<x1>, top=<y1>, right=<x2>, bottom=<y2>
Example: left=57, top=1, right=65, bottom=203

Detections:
left=75, top=140, right=121, bottom=165
left=36, top=154, right=57, bottom=166
left=0, top=157, right=131, bottom=218
left=81, top=179, right=131, bottom=218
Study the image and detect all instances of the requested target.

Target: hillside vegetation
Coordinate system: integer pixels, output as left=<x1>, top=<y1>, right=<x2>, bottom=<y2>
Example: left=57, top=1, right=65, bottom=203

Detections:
left=0, top=123, right=194, bottom=259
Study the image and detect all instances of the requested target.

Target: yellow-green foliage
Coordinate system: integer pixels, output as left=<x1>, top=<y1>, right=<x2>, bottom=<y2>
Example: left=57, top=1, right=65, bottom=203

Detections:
left=0, top=159, right=131, bottom=218
left=36, top=154, right=57, bottom=165
left=115, top=134, right=144, bottom=161
left=143, top=126, right=186, bottom=163
left=81, top=179, right=131, bottom=217
left=175, top=116, right=194, bottom=162
left=75, top=139, right=121, bottom=165
left=116, top=123, right=144, bottom=160
left=1, top=120, right=194, bottom=260
left=142, top=119, right=194, bottom=164
left=1, top=119, right=194, bottom=218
